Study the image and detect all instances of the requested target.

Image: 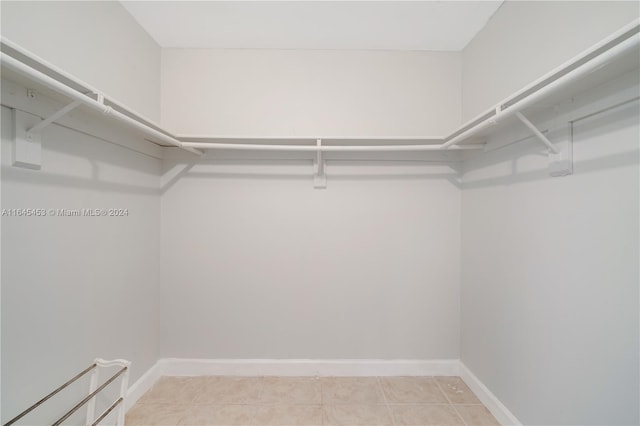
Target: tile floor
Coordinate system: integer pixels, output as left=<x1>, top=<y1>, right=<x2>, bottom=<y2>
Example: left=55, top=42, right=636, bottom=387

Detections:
left=126, top=376, right=500, bottom=425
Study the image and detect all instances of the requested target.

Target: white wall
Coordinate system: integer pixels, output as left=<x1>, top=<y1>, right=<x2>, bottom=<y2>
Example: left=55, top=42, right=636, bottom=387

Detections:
left=2, top=3, right=638, bottom=424
left=0, top=100, right=162, bottom=423
left=159, top=158, right=461, bottom=359
left=460, top=74, right=639, bottom=424
left=460, top=3, right=640, bottom=423
left=161, top=49, right=461, bottom=137
left=461, top=0, right=639, bottom=121
left=1, top=1, right=162, bottom=122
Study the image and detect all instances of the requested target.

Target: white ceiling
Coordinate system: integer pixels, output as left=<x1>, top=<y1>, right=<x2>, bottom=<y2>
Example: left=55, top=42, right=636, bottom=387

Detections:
left=121, top=1, right=503, bottom=51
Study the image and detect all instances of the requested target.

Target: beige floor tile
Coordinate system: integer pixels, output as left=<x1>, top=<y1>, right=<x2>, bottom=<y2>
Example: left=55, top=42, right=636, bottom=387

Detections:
left=139, top=377, right=206, bottom=404
left=194, top=376, right=263, bottom=404
left=435, top=377, right=481, bottom=404
left=125, top=403, right=188, bottom=425
left=454, top=405, right=500, bottom=425
left=128, top=376, right=500, bottom=426
left=323, top=404, right=393, bottom=425
left=321, top=377, right=385, bottom=404
left=390, top=404, right=465, bottom=426
left=380, top=377, right=448, bottom=404
left=178, top=405, right=256, bottom=425
left=259, top=377, right=322, bottom=404
left=253, top=404, right=323, bottom=425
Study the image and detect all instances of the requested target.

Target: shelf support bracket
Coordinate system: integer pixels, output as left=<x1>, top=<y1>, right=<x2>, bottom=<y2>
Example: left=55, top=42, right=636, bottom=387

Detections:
left=13, top=109, right=42, bottom=169
left=27, top=99, right=82, bottom=135
left=12, top=100, right=83, bottom=170
left=515, top=111, right=572, bottom=176
left=550, top=122, right=573, bottom=177
left=515, top=111, right=559, bottom=154
left=313, top=138, right=326, bottom=189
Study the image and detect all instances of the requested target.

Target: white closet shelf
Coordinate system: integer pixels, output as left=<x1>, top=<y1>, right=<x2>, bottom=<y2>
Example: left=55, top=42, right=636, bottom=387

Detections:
left=0, top=19, right=638, bottom=159
left=170, top=18, right=639, bottom=155
left=0, top=38, right=203, bottom=157
left=443, top=18, right=639, bottom=151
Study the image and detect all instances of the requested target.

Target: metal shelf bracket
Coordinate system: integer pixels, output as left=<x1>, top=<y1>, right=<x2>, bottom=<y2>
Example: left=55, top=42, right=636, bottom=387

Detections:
left=12, top=98, right=83, bottom=170
left=27, top=99, right=82, bottom=135
left=515, top=111, right=559, bottom=154
left=515, top=112, right=572, bottom=176
left=549, top=123, right=573, bottom=177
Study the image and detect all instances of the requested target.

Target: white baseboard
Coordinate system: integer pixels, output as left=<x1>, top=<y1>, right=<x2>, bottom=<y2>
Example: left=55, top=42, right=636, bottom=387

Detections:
left=158, top=358, right=460, bottom=377
left=125, top=360, right=164, bottom=411
left=459, top=363, right=522, bottom=426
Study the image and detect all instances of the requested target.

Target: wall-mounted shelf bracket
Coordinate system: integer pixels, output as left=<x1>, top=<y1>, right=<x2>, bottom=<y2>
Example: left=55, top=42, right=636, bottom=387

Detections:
left=515, top=112, right=559, bottom=154
left=313, top=138, right=327, bottom=189
left=515, top=111, right=572, bottom=176
left=13, top=109, right=42, bottom=169
left=548, top=124, right=573, bottom=177
left=94, top=92, right=105, bottom=104
left=12, top=99, right=83, bottom=170
left=27, top=99, right=82, bottom=135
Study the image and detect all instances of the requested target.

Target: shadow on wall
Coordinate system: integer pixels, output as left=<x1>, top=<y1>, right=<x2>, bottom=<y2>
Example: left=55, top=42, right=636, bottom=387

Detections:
left=159, top=158, right=464, bottom=194
left=6, top=99, right=638, bottom=197
left=3, top=100, right=638, bottom=196
left=1, top=105, right=162, bottom=196
left=461, top=101, right=640, bottom=190
left=1, top=166, right=161, bottom=196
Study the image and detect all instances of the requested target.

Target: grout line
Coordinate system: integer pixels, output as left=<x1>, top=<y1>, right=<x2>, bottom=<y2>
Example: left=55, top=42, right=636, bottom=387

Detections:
left=433, top=377, right=453, bottom=405
left=318, top=375, right=325, bottom=426
left=450, top=404, right=469, bottom=426
left=434, top=377, right=469, bottom=426
left=377, top=376, right=397, bottom=426
left=249, top=376, right=266, bottom=426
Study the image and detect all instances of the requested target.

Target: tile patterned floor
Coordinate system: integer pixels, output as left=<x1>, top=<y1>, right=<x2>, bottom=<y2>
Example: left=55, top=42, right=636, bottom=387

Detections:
left=126, top=376, right=500, bottom=425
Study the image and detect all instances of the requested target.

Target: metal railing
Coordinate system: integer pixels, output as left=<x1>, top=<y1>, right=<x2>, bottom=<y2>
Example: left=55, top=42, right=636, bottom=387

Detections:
left=4, top=359, right=130, bottom=426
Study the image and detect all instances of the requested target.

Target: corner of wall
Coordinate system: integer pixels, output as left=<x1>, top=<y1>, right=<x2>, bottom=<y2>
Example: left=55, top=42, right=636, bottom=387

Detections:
left=460, top=363, right=522, bottom=426
left=126, top=360, right=165, bottom=411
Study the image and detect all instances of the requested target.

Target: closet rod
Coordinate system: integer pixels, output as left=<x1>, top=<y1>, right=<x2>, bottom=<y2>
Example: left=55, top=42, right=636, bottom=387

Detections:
left=0, top=52, right=202, bottom=156
left=180, top=141, right=483, bottom=152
